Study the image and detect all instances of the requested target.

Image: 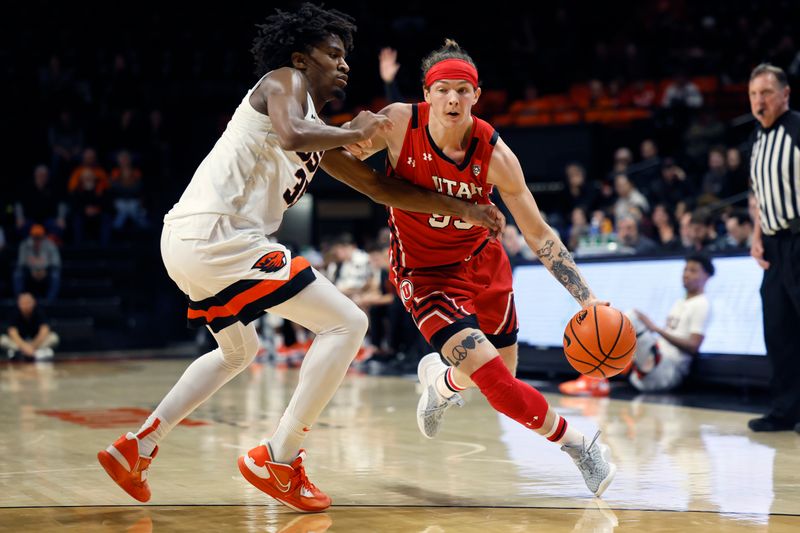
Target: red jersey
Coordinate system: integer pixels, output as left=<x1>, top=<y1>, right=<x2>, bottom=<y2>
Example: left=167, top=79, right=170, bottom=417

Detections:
left=387, top=102, right=499, bottom=269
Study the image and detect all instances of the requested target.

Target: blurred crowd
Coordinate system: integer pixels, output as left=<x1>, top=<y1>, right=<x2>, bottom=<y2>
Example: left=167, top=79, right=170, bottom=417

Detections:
left=543, top=138, right=755, bottom=259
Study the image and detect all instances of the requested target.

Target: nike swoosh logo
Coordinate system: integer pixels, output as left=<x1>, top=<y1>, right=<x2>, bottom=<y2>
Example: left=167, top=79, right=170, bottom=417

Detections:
left=266, top=464, right=292, bottom=492
left=245, top=456, right=293, bottom=492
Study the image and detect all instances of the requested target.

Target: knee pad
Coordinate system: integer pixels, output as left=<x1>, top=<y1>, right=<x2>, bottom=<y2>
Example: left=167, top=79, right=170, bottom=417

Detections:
left=216, top=324, right=260, bottom=371
left=470, top=356, right=548, bottom=429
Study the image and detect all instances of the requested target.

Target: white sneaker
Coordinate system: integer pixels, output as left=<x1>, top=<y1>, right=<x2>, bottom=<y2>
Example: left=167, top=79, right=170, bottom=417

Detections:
left=416, top=353, right=463, bottom=439
left=561, top=430, right=617, bottom=497
left=34, top=348, right=54, bottom=361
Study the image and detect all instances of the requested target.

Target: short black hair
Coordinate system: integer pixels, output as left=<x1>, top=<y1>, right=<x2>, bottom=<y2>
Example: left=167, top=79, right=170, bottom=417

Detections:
left=729, top=208, right=753, bottom=226
left=686, top=253, right=715, bottom=276
left=750, top=63, right=788, bottom=88
left=251, top=3, right=356, bottom=75
left=421, top=39, right=478, bottom=88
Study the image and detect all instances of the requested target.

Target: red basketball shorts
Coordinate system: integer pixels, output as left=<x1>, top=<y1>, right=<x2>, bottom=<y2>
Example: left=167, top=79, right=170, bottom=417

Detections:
left=391, top=239, right=518, bottom=351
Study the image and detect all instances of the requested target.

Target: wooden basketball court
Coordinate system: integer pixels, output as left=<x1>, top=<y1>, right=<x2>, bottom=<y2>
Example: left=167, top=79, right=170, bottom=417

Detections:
left=1, top=359, right=798, bottom=532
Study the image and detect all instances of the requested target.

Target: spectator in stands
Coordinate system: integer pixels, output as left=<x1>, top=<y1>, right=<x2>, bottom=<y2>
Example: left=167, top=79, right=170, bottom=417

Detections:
left=69, top=167, right=112, bottom=245
left=611, top=147, right=633, bottom=175
left=725, top=146, right=749, bottom=200
left=556, top=163, right=596, bottom=221
left=630, top=80, right=656, bottom=108
left=68, top=147, right=109, bottom=193
left=15, top=165, right=67, bottom=239
left=648, top=157, right=694, bottom=216
left=567, top=207, right=590, bottom=252
left=379, top=47, right=403, bottom=104
left=613, top=173, right=650, bottom=221
left=685, top=210, right=718, bottom=252
left=661, top=73, right=703, bottom=109
left=651, top=203, right=683, bottom=253
left=13, top=225, right=61, bottom=303
left=683, top=111, right=726, bottom=167
left=699, top=146, right=729, bottom=201
left=0, top=292, right=59, bottom=361
left=352, top=243, right=395, bottom=358
left=326, top=233, right=371, bottom=297
left=560, top=254, right=713, bottom=396
left=635, top=138, right=662, bottom=194
left=48, top=110, right=84, bottom=184
left=720, top=210, right=753, bottom=250
left=616, top=214, right=658, bottom=255
left=501, top=224, right=526, bottom=269
left=109, top=150, right=148, bottom=231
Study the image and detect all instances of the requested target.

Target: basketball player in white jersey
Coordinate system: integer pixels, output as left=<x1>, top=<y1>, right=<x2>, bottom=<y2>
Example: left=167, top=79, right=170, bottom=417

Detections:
left=97, top=4, right=503, bottom=513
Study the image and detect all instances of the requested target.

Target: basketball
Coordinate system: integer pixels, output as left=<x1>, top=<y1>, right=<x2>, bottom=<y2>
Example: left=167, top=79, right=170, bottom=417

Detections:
left=562, top=306, right=637, bottom=378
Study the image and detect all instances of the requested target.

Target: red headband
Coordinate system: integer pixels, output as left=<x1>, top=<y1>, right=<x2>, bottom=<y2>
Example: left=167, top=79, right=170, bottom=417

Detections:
left=425, top=59, right=478, bottom=89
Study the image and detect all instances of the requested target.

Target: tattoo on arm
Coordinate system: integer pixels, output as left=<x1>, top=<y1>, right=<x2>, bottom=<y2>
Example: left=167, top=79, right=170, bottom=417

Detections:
left=446, top=331, right=486, bottom=368
left=536, top=240, right=555, bottom=259
left=535, top=240, right=591, bottom=304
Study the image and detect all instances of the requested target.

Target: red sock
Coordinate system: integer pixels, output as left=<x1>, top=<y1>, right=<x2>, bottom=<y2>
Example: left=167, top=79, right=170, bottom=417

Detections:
left=470, top=356, right=549, bottom=430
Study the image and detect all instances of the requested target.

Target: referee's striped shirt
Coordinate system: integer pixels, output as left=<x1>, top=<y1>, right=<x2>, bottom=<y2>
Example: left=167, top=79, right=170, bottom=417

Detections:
left=750, top=109, right=800, bottom=235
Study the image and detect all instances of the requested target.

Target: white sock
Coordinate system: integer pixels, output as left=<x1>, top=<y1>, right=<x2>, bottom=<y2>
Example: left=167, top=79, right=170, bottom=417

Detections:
left=435, top=366, right=465, bottom=398
left=137, top=414, right=168, bottom=457
left=542, top=410, right=585, bottom=447
left=270, top=413, right=310, bottom=464
left=264, top=274, right=368, bottom=464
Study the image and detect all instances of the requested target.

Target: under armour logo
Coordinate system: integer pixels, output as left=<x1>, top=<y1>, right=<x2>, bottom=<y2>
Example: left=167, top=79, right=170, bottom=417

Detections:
left=407, top=157, right=416, bottom=167
left=423, top=153, right=433, bottom=161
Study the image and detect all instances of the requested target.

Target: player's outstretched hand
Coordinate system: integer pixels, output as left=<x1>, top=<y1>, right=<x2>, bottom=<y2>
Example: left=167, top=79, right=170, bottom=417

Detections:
left=350, top=111, right=393, bottom=142
left=463, top=204, right=505, bottom=238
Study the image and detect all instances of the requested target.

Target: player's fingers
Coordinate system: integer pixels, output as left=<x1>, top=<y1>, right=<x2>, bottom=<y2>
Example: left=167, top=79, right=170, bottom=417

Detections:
left=343, top=144, right=364, bottom=156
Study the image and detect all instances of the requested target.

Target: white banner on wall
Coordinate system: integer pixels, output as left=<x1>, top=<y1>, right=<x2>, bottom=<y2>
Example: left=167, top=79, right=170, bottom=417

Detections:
left=513, top=256, right=766, bottom=356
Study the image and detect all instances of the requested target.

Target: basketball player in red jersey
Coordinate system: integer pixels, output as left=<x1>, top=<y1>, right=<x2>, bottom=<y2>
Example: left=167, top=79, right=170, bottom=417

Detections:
left=96, top=8, right=504, bottom=514
left=346, top=40, right=616, bottom=496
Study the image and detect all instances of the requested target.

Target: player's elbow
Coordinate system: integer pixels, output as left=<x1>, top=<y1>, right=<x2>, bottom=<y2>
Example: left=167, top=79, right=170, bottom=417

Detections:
left=276, top=130, right=302, bottom=152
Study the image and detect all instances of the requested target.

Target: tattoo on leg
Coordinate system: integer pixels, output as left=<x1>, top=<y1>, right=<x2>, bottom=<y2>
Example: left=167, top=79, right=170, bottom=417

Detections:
left=446, top=331, right=487, bottom=367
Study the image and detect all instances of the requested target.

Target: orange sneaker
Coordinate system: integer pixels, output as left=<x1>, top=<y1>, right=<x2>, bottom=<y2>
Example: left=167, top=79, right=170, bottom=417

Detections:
left=97, top=433, right=158, bottom=502
left=238, top=442, right=331, bottom=512
left=558, top=375, right=610, bottom=397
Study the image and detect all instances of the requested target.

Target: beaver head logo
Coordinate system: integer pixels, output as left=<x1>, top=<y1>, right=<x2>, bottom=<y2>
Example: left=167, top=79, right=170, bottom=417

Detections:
left=252, top=251, right=287, bottom=273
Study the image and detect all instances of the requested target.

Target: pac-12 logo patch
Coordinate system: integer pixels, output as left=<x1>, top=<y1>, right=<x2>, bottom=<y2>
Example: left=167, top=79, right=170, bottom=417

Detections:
left=399, top=279, right=414, bottom=302
left=472, top=163, right=481, bottom=177
left=252, top=251, right=287, bottom=273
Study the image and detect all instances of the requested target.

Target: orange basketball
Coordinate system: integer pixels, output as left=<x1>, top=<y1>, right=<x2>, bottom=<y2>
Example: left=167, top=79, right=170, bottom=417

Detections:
left=562, top=306, right=637, bottom=378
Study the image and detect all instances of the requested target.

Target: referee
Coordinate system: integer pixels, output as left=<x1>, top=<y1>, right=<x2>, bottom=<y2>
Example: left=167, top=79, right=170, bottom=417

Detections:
left=747, top=63, right=800, bottom=433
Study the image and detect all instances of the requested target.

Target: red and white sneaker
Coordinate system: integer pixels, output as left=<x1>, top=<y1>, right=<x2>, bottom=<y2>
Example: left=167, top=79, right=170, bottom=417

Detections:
left=238, top=442, right=331, bottom=512
left=97, top=433, right=158, bottom=502
left=558, top=375, right=610, bottom=397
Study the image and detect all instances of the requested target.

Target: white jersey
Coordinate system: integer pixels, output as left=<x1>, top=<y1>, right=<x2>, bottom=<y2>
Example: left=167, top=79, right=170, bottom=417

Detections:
left=164, top=73, right=324, bottom=235
left=659, top=293, right=711, bottom=362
